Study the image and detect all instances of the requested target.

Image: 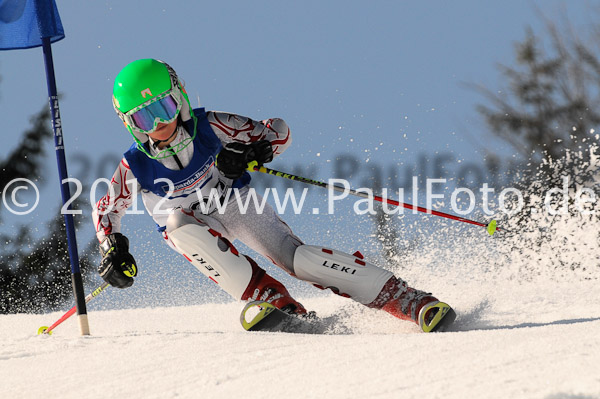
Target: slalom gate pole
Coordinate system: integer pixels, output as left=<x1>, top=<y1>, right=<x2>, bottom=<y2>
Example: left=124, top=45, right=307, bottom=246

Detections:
left=38, top=282, right=110, bottom=335
left=248, top=163, right=499, bottom=235
left=41, top=37, right=90, bottom=335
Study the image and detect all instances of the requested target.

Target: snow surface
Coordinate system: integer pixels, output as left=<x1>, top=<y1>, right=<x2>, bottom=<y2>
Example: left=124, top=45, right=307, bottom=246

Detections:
left=2, top=279, right=599, bottom=399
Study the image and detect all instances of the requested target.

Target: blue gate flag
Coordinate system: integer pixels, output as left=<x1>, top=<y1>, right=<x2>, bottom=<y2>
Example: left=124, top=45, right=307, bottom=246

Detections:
left=0, top=0, right=64, bottom=50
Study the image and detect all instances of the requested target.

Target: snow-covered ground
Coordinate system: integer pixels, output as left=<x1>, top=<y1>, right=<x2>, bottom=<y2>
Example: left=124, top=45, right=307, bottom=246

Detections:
left=2, top=278, right=599, bottom=399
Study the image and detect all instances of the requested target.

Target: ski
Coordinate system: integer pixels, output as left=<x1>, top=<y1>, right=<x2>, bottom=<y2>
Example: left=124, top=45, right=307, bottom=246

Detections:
left=240, top=300, right=321, bottom=334
left=240, top=300, right=456, bottom=334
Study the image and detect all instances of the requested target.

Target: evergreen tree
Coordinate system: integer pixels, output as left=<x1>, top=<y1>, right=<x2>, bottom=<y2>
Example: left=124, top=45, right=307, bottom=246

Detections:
left=0, top=105, right=97, bottom=314
left=476, top=21, right=600, bottom=187
left=474, top=17, right=600, bottom=279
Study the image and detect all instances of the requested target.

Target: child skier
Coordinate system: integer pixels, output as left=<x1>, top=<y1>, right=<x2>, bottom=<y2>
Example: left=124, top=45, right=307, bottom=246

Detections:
left=93, top=58, right=455, bottom=332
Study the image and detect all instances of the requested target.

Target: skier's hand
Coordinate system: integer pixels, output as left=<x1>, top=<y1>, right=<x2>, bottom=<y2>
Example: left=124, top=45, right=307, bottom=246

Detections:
left=98, top=233, right=137, bottom=289
left=216, top=140, right=273, bottom=179
left=251, top=139, right=273, bottom=166
left=217, top=142, right=253, bottom=179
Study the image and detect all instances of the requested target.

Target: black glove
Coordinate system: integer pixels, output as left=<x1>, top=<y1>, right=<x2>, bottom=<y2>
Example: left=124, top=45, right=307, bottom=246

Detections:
left=216, top=140, right=273, bottom=179
left=98, top=233, right=137, bottom=289
left=251, top=140, right=274, bottom=165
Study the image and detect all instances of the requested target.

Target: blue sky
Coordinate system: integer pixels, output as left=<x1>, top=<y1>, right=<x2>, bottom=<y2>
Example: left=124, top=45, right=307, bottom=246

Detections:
left=1, top=1, right=596, bottom=306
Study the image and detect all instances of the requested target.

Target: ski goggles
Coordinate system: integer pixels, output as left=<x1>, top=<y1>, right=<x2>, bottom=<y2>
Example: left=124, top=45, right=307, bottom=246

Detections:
left=124, top=91, right=181, bottom=134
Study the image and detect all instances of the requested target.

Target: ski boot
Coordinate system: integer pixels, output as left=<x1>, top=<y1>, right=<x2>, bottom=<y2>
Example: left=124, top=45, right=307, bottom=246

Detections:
left=241, top=256, right=307, bottom=316
left=373, top=277, right=456, bottom=332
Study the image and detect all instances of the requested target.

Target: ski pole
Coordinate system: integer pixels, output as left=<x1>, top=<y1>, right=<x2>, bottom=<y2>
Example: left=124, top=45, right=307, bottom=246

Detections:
left=37, top=282, right=110, bottom=335
left=247, top=162, right=499, bottom=235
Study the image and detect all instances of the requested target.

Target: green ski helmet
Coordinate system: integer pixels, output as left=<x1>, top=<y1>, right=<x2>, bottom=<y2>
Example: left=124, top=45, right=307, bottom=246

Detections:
left=112, top=59, right=197, bottom=159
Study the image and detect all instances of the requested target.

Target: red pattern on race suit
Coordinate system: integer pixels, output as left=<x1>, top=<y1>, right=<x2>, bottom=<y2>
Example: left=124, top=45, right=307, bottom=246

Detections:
left=207, top=112, right=291, bottom=155
left=93, top=158, right=138, bottom=241
left=92, top=111, right=292, bottom=242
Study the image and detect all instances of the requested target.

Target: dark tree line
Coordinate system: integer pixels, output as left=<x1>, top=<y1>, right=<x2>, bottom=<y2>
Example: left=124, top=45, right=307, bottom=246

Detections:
left=0, top=105, right=97, bottom=314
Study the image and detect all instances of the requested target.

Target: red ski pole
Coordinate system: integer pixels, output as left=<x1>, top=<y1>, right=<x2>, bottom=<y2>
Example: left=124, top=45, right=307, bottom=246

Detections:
left=37, top=282, right=110, bottom=335
left=248, top=163, right=499, bottom=235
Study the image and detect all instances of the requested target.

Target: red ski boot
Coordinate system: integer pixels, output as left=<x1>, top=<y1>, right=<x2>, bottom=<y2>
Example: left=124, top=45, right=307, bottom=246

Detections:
left=241, top=256, right=307, bottom=315
left=369, top=276, right=455, bottom=332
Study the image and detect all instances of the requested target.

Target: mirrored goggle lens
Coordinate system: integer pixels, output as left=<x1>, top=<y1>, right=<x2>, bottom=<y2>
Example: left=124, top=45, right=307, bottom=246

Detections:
left=130, top=95, right=179, bottom=132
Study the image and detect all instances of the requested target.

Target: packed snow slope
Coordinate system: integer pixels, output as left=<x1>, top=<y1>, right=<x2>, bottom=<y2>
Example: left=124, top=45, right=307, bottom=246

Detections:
left=1, top=278, right=599, bottom=399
